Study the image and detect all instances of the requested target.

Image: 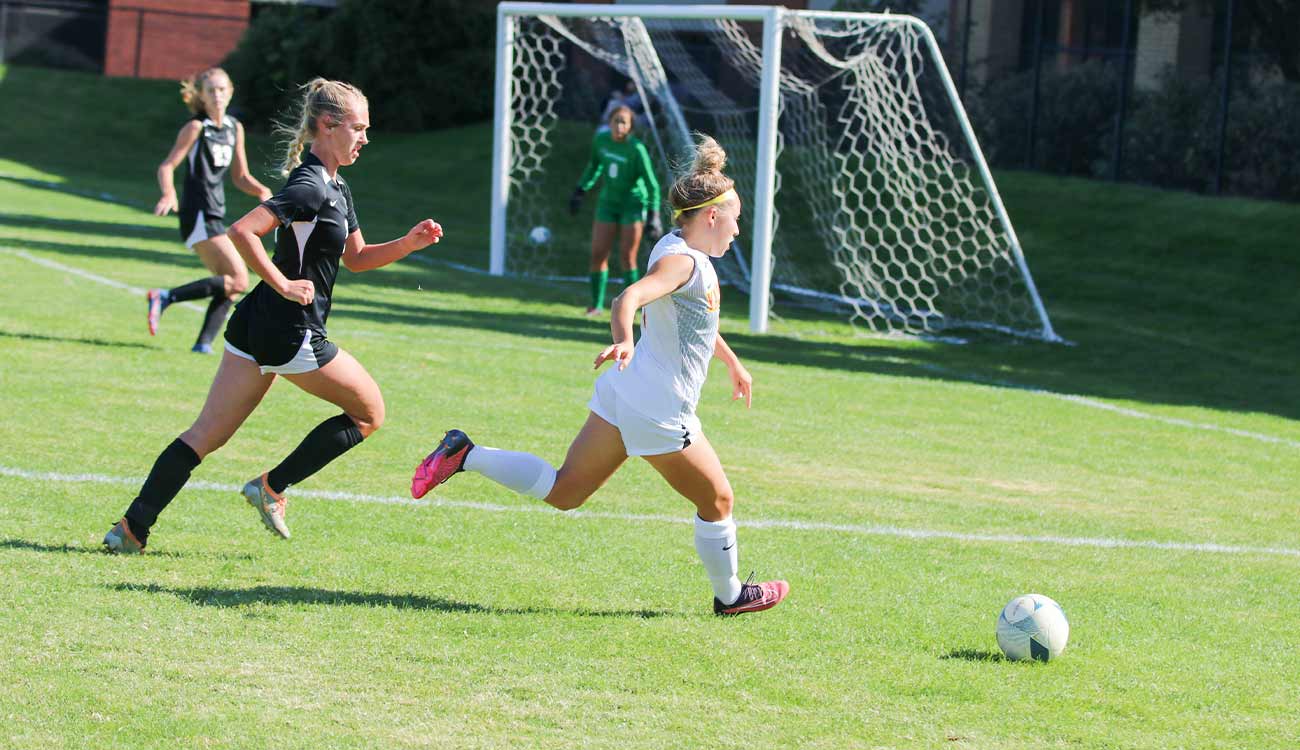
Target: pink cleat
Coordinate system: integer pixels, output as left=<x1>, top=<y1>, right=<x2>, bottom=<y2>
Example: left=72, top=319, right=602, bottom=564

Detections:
left=146, top=289, right=166, bottom=336
left=714, top=575, right=790, bottom=616
left=411, top=429, right=474, bottom=499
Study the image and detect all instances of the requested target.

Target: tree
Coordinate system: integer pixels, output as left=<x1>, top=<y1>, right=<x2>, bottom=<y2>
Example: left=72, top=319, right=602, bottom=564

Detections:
left=1141, top=0, right=1300, bottom=82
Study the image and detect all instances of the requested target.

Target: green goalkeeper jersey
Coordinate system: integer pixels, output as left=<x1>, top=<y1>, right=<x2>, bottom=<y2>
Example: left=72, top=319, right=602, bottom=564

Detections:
left=577, top=131, right=661, bottom=211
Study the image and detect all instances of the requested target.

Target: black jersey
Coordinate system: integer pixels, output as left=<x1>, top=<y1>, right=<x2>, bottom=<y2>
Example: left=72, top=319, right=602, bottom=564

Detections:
left=178, top=113, right=237, bottom=220
left=235, top=151, right=359, bottom=336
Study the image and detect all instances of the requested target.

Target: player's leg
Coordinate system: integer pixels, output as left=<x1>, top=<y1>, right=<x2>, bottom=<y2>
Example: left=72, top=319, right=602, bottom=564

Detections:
left=642, top=433, right=789, bottom=615
left=238, top=348, right=378, bottom=539
left=190, top=233, right=248, bottom=353
left=107, top=350, right=275, bottom=551
left=588, top=217, right=618, bottom=313
left=148, top=215, right=224, bottom=336
left=617, top=205, right=643, bottom=288
left=412, top=413, right=629, bottom=512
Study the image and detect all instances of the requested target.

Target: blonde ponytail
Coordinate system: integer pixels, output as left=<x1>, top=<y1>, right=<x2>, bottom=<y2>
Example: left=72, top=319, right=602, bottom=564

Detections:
left=273, top=77, right=368, bottom=176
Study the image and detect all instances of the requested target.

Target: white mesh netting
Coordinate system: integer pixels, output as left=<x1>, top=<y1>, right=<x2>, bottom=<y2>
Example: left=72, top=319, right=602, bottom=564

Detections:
left=500, top=9, right=1055, bottom=339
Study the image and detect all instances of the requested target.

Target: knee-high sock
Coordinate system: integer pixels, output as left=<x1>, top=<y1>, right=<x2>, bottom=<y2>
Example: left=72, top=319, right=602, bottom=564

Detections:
left=464, top=446, right=557, bottom=499
left=123, top=437, right=201, bottom=543
left=266, top=414, right=364, bottom=493
left=623, top=268, right=640, bottom=287
left=168, top=275, right=224, bottom=304
left=694, top=515, right=742, bottom=604
left=196, top=296, right=233, bottom=348
left=589, top=270, right=608, bottom=310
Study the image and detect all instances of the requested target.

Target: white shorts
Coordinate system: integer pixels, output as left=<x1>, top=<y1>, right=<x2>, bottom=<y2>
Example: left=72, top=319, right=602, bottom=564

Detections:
left=587, top=370, right=702, bottom=457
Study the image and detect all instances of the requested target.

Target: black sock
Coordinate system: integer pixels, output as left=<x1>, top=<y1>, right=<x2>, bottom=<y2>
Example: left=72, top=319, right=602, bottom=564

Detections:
left=196, top=296, right=233, bottom=347
left=123, top=438, right=201, bottom=544
left=266, top=414, right=364, bottom=493
left=168, top=276, right=224, bottom=304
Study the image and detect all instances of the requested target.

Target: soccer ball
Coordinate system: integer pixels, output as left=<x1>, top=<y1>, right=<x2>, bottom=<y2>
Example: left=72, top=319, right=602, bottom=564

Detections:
left=996, top=594, right=1069, bottom=662
left=528, top=226, right=552, bottom=245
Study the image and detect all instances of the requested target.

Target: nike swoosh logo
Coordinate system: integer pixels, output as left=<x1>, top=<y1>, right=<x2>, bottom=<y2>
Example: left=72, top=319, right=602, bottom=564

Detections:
left=328, top=200, right=337, bottom=207
left=722, top=543, right=734, bottom=551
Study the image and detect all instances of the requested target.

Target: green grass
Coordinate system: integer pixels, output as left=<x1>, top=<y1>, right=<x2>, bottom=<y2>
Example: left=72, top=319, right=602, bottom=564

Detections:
left=1, top=64, right=1298, bottom=748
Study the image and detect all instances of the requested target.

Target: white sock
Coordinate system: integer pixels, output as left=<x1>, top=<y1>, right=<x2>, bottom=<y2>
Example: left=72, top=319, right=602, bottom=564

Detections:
left=694, top=515, right=742, bottom=604
left=463, top=446, right=557, bottom=499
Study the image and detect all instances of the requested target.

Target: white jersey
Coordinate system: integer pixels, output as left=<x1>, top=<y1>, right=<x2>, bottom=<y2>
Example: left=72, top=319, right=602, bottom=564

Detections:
left=610, top=230, right=721, bottom=423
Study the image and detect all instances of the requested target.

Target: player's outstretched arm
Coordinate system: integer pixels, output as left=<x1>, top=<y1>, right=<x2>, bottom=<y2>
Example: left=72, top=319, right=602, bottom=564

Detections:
left=154, top=121, right=202, bottom=216
left=713, top=333, right=752, bottom=408
left=231, top=121, right=272, bottom=202
left=595, top=254, right=693, bottom=371
left=341, top=220, right=443, bottom=273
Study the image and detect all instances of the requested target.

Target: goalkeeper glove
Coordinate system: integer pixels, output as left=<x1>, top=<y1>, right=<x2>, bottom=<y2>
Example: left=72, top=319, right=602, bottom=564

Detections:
left=568, top=188, right=585, bottom=216
left=645, top=209, right=663, bottom=237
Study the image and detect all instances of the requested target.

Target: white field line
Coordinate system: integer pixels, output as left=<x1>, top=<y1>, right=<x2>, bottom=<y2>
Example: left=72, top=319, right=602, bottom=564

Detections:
left=5, top=244, right=1298, bottom=449
left=2, top=248, right=204, bottom=312
left=910, top=362, right=1300, bottom=449
left=2, top=464, right=1298, bottom=558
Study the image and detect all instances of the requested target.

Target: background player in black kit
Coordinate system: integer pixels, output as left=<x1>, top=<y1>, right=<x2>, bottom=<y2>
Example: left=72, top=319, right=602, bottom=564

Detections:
left=147, top=67, right=272, bottom=353
left=104, top=78, right=444, bottom=552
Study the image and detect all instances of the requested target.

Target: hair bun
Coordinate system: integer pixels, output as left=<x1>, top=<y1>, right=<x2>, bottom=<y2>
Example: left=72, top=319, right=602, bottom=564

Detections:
left=691, top=134, right=727, bottom=174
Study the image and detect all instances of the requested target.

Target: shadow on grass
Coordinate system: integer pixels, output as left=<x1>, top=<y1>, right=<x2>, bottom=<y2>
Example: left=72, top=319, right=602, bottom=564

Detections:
left=0, top=538, right=252, bottom=560
left=1, top=235, right=198, bottom=271
left=940, top=648, right=1007, bottom=663
left=0, top=209, right=174, bottom=242
left=3, top=131, right=1297, bottom=424
left=0, top=174, right=147, bottom=212
left=328, top=293, right=1300, bottom=425
left=0, top=329, right=156, bottom=350
left=109, top=582, right=672, bottom=619
left=7, top=204, right=1298, bottom=424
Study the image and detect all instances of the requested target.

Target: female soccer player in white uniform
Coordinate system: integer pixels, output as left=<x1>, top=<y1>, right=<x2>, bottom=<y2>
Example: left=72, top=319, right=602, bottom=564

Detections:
left=413, top=135, right=788, bottom=616
left=103, top=79, right=444, bottom=553
left=146, top=67, right=271, bottom=352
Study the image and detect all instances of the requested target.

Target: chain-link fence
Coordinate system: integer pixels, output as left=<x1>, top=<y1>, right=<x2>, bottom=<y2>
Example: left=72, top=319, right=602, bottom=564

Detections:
left=947, top=0, right=1299, bottom=202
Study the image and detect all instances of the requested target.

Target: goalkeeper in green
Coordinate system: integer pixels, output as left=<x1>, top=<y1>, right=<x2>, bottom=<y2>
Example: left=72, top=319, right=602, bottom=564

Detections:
left=569, top=106, right=662, bottom=314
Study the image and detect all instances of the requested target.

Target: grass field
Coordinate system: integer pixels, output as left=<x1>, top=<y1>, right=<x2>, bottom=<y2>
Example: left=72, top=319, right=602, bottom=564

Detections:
left=1, top=65, right=1298, bottom=748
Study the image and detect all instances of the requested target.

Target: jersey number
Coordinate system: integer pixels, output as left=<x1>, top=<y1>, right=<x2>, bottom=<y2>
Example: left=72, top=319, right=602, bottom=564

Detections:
left=607, top=163, right=619, bottom=179
left=210, top=143, right=233, bottom=168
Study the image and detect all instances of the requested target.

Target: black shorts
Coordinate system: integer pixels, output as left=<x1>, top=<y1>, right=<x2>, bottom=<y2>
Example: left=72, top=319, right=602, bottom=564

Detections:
left=180, top=211, right=226, bottom=249
left=223, top=303, right=338, bottom=375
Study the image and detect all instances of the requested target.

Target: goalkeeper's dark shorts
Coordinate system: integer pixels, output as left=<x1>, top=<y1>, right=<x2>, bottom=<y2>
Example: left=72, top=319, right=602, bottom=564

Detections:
left=594, top=195, right=649, bottom=225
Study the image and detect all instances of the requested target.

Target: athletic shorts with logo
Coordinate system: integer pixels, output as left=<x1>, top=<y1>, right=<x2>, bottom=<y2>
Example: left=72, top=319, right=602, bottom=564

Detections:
left=587, top=368, right=702, bottom=456
left=223, top=302, right=338, bottom=375
left=179, top=211, right=226, bottom=249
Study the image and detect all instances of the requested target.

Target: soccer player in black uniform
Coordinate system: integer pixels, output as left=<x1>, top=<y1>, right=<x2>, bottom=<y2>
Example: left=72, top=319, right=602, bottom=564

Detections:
left=104, top=78, right=444, bottom=553
left=147, top=67, right=272, bottom=353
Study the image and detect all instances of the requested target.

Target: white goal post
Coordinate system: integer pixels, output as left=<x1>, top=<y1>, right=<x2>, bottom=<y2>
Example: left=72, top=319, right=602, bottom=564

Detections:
left=490, top=2, right=1059, bottom=340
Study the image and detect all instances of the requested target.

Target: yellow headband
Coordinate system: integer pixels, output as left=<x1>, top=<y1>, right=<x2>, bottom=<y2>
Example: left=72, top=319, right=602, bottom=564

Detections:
left=672, top=188, right=737, bottom=221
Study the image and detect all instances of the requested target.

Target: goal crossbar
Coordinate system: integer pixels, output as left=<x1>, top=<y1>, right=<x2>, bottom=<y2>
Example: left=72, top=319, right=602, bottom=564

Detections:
left=490, top=3, right=1059, bottom=341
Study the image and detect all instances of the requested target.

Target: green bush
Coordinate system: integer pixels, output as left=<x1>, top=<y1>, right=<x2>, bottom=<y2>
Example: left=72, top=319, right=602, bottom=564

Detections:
left=223, top=0, right=495, bottom=133
left=1114, top=73, right=1216, bottom=191
left=970, top=62, right=1300, bottom=201
left=968, top=61, right=1120, bottom=176
left=1212, top=80, right=1300, bottom=201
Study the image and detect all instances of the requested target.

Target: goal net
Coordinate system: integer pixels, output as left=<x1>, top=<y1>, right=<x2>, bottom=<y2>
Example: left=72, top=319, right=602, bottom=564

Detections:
left=490, top=3, right=1059, bottom=340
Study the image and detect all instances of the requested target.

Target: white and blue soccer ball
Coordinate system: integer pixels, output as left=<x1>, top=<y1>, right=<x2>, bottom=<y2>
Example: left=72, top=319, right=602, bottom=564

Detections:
left=528, top=225, right=552, bottom=245
left=996, top=594, right=1069, bottom=662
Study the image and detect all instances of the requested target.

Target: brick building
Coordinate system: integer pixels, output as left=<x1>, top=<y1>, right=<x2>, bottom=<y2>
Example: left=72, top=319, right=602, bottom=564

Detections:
left=103, top=0, right=249, bottom=78
left=948, top=0, right=1224, bottom=91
